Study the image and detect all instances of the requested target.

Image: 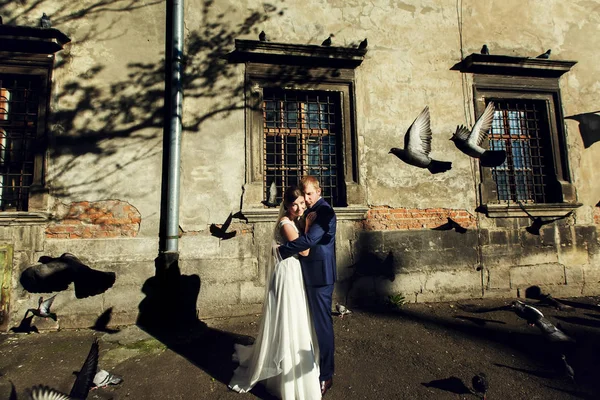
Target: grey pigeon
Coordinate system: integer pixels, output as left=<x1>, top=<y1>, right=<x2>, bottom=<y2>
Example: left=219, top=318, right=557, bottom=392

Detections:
left=480, top=44, right=489, bottom=55
left=471, top=373, right=489, bottom=399
left=560, top=354, right=575, bottom=382
left=27, top=294, right=58, bottom=321
left=26, top=338, right=99, bottom=400
left=534, top=317, right=574, bottom=342
left=93, top=369, right=123, bottom=388
left=259, top=31, right=267, bottom=42
left=40, top=13, right=51, bottom=29
left=335, top=302, right=352, bottom=318
left=389, top=106, right=452, bottom=174
left=536, top=49, right=551, bottom=59
left=358, top=38, right=368, bottom=50
left=451, top=102, right=506, bottom=167
left=209, top=212, right=237, bottom=239
left=261, top=181, right=279, bottom=207
left=511, top=300, right=544, bottom=325
left=321, top=35, right=332, bottom=46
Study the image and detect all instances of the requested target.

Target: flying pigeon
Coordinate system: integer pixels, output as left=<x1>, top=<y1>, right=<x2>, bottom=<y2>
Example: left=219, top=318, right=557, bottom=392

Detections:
left=517, top=202, right=572, bottom=235
left=431, top=217, right=467, bottom=233
left=321, top=35, right=332, bottom=46
left=209, top=212, right=237, bottom=240
left=335, top=303, right=352, bottom=318
left=471, top=373, right=489, bottom=400
left=389, top=106, right=452, bottom=174
left=259, top=30, right=267, bottom=42
left=534, top=317, right=574, bottom=342
left=93, top=369, right=124, bottom=388
left=262, top=181, right=279, bottom=207
left=40, top=13, right=51, bottom=29
left=451, top=102, right=506, bottom=167
left=27, top=294, right=58, bottom=321
left=26, top=338, right=99, bottom=400
left=358, top=38, right=368, bottom=50
left=560, top=354, right=575, bottom=383
left=536, top=49, right=551, bottom=59
left=480, top=44, right=489, bottom=55
left=511, top=300, right=544, bottom=325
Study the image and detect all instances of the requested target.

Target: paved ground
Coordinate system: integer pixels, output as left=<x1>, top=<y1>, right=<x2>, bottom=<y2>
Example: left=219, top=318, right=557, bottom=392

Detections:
left=1, top=295, right=599, bottom=399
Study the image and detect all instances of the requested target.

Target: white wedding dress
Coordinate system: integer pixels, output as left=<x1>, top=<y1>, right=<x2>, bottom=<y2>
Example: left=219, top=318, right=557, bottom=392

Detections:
left=228, top=219, right=321, bottom=400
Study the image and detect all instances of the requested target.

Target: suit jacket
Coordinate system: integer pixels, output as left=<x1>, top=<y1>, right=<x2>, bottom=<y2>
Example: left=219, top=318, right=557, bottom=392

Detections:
left=278, top=197, right=337, bottom=286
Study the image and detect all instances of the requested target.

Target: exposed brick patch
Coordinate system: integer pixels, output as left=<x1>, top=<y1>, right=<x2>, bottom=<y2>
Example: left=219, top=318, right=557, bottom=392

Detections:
left=360, top=206, right=476, bottom=231
left=46, top=200, right=141, bottom=239
left=594, top=205, right=600, bottom=225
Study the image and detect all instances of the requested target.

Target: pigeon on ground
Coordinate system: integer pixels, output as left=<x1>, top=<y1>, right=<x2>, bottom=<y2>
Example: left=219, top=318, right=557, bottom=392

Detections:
left=259, top=31, right=267, bottom=42
left=517, top=202, right=572, bottom=235
left=536, top=49, right=551, bottom=59
left=560, top=354, right=575, bottom=383
left=535, top=317, right=574, bottom=342
left=40, top=13, right=51, bottom=29
left=389, top=106, right=452, bottom=174
left=451, top=102, right=506, bottom=167
left=358, top=38, right=368, bottom=50
left=321, top=35, right=332, bottom=46
left=26, top=338, right=99, bottom=400
left=480, top=44, right=489, bottom=55
left=431, top=217, right=467, bottom=233
left=262, top=181, right=279, bottom=208
left=335, top=303, right=352, bottom=318
left=471, top=372, right=489, bottom=400
left=27, top=295, right=58, bottom=321
left=511, top=300, right=544, bottom=325
left=93, top=369, right=123, bottom=388
left=209, top=212, right=237, bottom=240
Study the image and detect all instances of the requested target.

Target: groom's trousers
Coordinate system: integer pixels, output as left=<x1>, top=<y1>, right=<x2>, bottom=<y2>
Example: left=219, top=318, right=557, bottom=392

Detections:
left=305, top=283, right=335, bottom=381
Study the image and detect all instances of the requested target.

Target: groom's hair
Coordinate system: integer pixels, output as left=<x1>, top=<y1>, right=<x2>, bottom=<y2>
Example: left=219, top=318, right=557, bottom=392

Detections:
left=300, top=175, right=320, bottom=191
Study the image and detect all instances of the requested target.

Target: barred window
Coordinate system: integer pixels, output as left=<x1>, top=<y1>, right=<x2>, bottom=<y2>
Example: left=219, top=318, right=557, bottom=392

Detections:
left=0, top=75, right=41, bottom=211
left=263, top=89, right=343, bottom=206
left=488, top=100, right=559, bottom=204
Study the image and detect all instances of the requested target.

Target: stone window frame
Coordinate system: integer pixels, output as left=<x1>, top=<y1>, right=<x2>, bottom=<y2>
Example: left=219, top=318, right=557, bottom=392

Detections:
left=456, top=53, right=581, bottom=218
left=0, top=25, right=70, bottom=223
left=230, top=39, right=368, bottom=222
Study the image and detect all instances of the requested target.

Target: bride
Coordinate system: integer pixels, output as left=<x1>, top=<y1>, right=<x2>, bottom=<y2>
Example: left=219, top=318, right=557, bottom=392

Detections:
left=228, top=185, right=322, bottom=399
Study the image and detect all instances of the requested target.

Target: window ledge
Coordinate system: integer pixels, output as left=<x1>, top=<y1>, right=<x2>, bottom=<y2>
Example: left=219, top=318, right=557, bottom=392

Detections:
left=241, top=206, right=369, bottom=223
left=484, top=203, right=582, bottom=218
left=0, top=212, right=49, bottom=225
left=452, top=53, right=577, bottom=78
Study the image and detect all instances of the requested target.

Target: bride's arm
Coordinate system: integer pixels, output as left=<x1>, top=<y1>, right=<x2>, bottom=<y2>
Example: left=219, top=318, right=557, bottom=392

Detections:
left=280, top=218, right=310, bottom=256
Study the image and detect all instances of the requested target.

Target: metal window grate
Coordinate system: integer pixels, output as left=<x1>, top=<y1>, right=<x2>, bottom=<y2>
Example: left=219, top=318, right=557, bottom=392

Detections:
left=488, top=100, right=554, bottom=204
left=263, top=89, right=341, bottom=206
left=0, top=75, right=40, bottom=211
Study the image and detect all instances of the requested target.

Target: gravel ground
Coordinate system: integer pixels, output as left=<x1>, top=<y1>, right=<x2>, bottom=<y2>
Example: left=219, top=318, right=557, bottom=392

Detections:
left=1, top=296, right=599, bottom=399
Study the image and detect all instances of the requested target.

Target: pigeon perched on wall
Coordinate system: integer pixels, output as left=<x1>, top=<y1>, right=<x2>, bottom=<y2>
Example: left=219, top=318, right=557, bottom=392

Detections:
left=210, top=212, right=237, bottom=239
left=26, top=338, right=99, bottom=400
left=471, top=373, right=489, bottom=399
left=389, top=106, right=452, bottom=174
left=40, top=13, right=51, bottom=29
left=451, top=102, right=506, bottom=167
left=358, top=38, right=368, bottom=50
left=335, top=303, right=352, bottom=318
left=262, top=181, right=279, bottom=208
left=259, top=31, right=267, bottom=42
left=27, top=295, right=58, bottom=321
left=511, top=300, right=544, bottom=325
left=321, top=35, right=333, bottom=46
left=480, top=44, right=489, bottom=55
left=536, top=49, right=551, bottom=59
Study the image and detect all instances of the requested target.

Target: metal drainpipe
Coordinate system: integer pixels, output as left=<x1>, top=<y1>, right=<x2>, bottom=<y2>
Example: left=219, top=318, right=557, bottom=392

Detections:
left=161, top=0, right=184, bottom=254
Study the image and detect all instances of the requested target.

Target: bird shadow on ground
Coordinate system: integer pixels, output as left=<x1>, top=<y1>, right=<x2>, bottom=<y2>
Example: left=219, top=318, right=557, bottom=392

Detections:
left=453, top=315, right=506, bottom=327
left=136, top=255, right=275, bottom=400
left=493, top=362, right=556, bottom=379
left=421, top=376, right=472, bottom=395
left=554, top=316, right=600, bottom=329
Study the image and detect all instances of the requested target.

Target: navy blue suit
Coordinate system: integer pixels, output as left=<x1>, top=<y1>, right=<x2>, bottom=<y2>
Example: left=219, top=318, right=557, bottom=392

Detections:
left=278, top=197, right=336, bottom=381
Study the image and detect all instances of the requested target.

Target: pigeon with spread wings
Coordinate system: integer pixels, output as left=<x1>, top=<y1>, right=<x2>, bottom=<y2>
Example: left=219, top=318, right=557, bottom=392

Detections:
left=389, top=106, right=452, bottom=174
left=451, top=101, right=506, bottom=167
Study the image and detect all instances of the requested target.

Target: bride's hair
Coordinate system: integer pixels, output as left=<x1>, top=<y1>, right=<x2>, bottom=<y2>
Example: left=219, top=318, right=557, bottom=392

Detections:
left=274, top=185, right=304, bottom=235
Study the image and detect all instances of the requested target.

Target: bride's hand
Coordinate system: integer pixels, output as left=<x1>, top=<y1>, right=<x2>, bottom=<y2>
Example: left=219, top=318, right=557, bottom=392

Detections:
left=305, top=211, right=317, bottom=232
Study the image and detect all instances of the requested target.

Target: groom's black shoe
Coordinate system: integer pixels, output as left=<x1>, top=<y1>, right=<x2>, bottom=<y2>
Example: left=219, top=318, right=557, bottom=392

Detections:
left=320, top=379, right=333, bottom=396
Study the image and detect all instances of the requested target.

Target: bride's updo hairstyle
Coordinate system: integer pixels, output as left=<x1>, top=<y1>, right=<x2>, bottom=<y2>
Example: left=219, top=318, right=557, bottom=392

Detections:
left=282, top=185, right=304, bottom=211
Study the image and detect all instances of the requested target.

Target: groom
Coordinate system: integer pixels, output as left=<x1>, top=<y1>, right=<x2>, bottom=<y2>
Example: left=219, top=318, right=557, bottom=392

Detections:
left=277, top=175, right=337, bottom=396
